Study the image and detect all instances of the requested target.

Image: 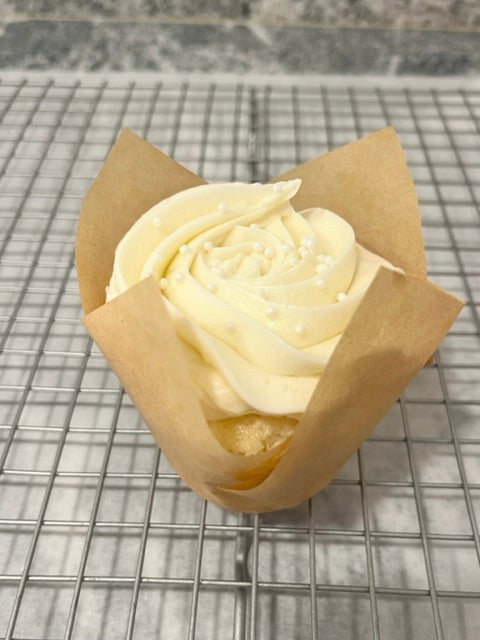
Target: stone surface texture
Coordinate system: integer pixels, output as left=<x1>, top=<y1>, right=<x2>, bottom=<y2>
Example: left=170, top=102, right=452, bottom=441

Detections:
left=2, top=0, right=480, bottom=29
left=0, top=0, right=478, bottom=74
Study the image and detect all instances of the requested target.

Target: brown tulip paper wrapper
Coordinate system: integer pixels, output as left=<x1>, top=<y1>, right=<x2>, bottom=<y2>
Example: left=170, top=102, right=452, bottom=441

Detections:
left=76, top=127, right=463, bottom=513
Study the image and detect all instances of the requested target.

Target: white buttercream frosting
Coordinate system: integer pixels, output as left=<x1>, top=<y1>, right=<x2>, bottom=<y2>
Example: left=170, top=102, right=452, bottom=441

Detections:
left=106, top=180, right=398, bottom=420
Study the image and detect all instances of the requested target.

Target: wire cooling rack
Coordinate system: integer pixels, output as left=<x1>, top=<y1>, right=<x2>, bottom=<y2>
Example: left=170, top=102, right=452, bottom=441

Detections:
left=0, top=75, right=479, bottom=640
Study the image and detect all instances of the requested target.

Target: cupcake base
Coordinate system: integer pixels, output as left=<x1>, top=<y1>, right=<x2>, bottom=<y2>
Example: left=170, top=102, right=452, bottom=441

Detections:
left=209, top=414, right=298, bottom=456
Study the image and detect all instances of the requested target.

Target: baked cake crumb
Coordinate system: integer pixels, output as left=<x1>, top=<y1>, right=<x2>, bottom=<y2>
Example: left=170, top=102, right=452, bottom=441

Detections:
left=209, top=415, right=298, bottom=456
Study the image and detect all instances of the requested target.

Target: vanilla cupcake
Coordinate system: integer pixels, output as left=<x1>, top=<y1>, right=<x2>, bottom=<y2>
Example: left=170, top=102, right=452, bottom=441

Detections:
left=105, top=179, right=400, bottom=455
left=76, top=127, right=462, bottom=512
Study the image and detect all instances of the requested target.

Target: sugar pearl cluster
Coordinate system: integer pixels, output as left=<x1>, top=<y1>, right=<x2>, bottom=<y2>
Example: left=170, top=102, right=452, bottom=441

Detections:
left=155, top=186, right=354, bottom=348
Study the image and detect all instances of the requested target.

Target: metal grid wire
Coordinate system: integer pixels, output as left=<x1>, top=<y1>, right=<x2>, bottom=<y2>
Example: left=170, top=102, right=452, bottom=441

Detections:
left=0, top=75, right=479, bottom=640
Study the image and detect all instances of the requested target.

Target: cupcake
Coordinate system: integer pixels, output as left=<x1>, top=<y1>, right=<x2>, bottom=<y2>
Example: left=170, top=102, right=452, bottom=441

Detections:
left=76, top=127, right=462, bottom=512
left=105, top=178, right=401, bottom=455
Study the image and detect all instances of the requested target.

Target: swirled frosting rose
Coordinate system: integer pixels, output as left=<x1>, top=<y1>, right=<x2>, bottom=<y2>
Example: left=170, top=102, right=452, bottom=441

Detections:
left=106, top=180, right=398, bottom=420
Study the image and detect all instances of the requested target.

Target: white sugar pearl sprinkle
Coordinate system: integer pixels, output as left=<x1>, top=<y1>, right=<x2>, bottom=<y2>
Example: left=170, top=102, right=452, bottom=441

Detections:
left=206, top=282, right=217, bottom=293
left=294, top=323, right=305, bottom=336
left=264, top=246, right=275, bottom=258
left=253, top=241, right=264, bottom=253
left=298, top=247, right=310, bottom=259
left=283, top=243, right=294, bottom=254
left=266, top=305, right=277, bottom=318
left=175, top=272, right=186, bottom=283
left=315, top=277, right=326, bottom=288
left=203, top=240, right=213, bottom=251
left=218, top=202, right=228, bottom=214
left=301, top=237, right=315, bottom=250
left=153, top=216, right=162, bottom=227
left=315, top=263, right=328, bottom=273
left=288, top=256, right=299, bottom=267
left=159, top=278, right=168, bottom=290
left=249, top=222, right=259, bottom=229
left=337, top=292, right=347, bottom=302
left=212, top=265, right=225, bottom=277
left=179, top=244, right=190, bottom=255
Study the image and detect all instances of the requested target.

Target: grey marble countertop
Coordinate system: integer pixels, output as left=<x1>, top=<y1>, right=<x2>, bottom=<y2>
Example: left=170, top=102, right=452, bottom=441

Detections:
left=0, top=18, right=479, bottom=76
